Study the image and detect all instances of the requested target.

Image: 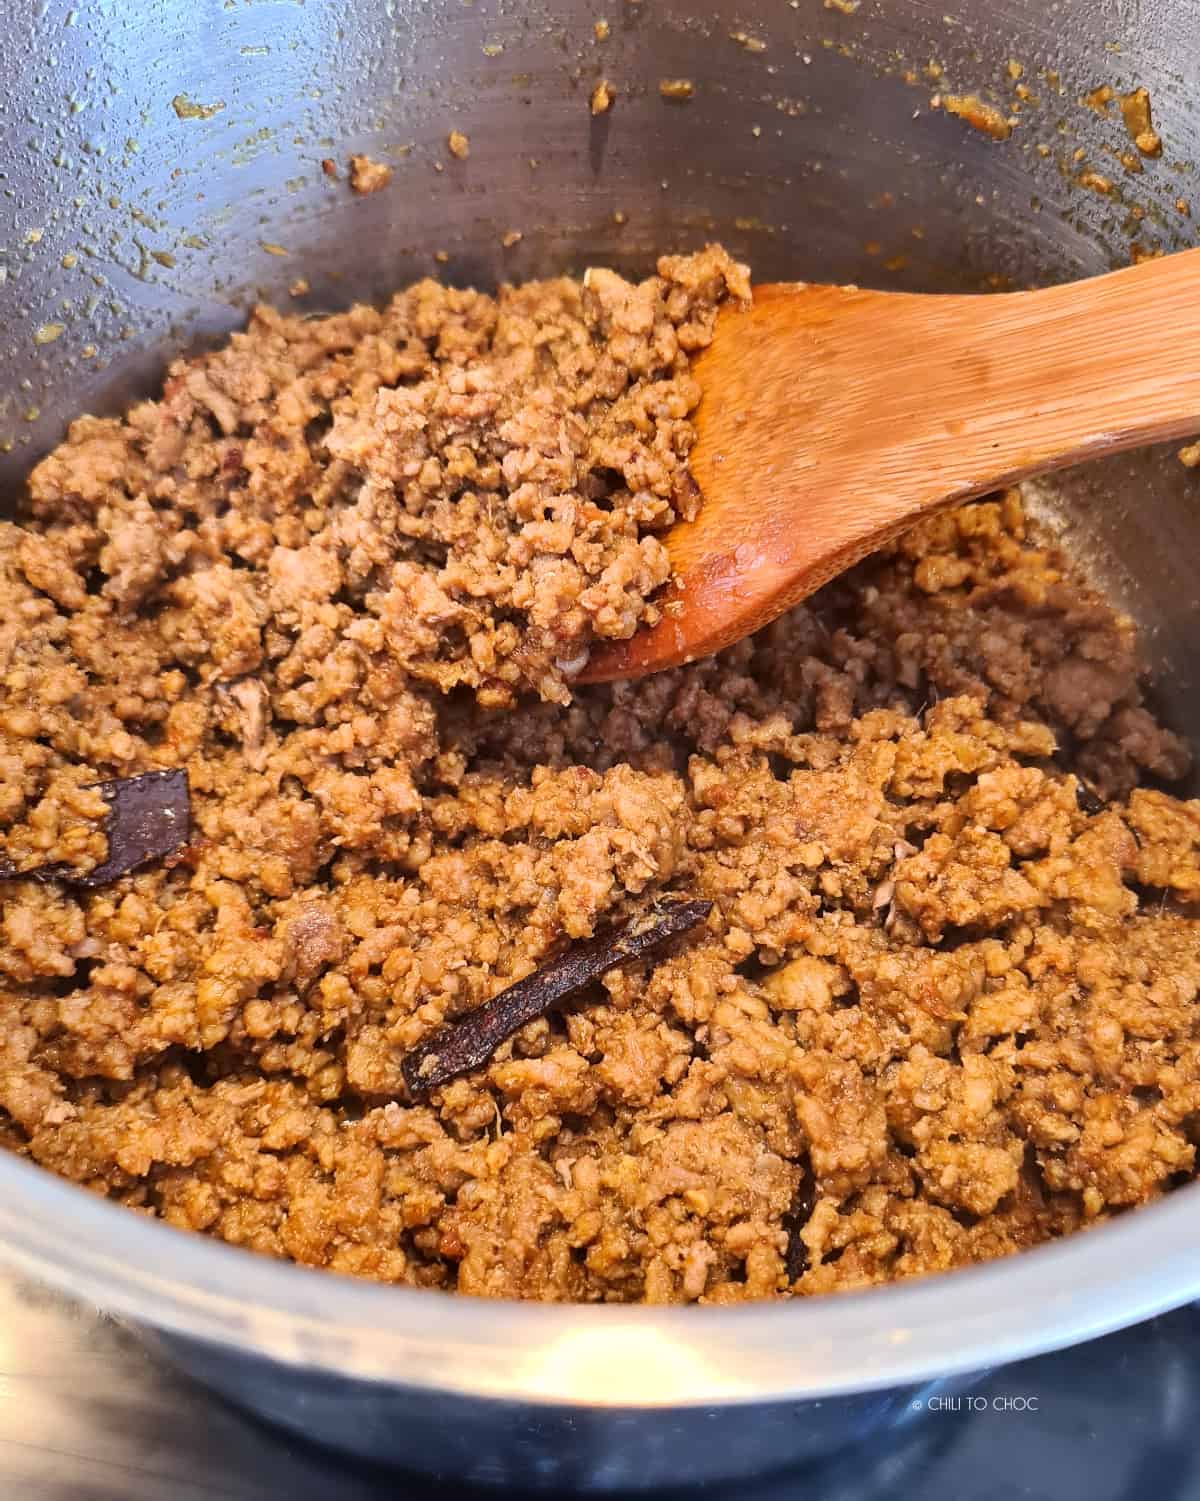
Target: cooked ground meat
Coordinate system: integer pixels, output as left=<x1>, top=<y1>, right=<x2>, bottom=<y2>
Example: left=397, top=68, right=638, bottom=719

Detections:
left=2, top=247, right=1199, bottom=1303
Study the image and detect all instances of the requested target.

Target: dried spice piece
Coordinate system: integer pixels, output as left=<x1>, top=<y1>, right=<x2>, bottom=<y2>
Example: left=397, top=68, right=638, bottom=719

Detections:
left=782, top=1157, right=816, bottom=1282
left=1075, top=780, right=1106, bottom=816
left=0, top=769, right=190, bottom=887
left=402, top=896, right=711, bottom=1095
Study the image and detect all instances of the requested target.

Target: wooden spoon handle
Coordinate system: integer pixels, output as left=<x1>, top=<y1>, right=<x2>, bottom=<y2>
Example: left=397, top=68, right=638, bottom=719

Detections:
left=584, top=249, right=1200, bottom=681
left=830, top=247, right=1200, bottom=487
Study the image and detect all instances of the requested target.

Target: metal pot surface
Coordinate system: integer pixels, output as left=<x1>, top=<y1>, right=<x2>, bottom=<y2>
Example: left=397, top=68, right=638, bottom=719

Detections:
left=1, top=0, right=1199, bottom=1487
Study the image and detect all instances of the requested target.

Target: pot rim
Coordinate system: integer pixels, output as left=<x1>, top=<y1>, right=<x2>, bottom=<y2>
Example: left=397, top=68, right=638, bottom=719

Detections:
left=0, top=1150, right=1194, bottom=1406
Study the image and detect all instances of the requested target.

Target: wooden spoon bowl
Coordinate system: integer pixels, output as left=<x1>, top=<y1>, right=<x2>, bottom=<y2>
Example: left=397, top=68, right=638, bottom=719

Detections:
left=582, top=249, right=1200, bottom=682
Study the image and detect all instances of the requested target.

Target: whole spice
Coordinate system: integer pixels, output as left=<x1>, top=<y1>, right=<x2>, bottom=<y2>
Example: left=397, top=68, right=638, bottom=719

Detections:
left=0, top=769, right=190, bottom=887
left=402, top=897, right=711, bottom=1095
left=782, top=1156, right=816, bottom=1281
left=1075, top=780, right=1106, bottom=816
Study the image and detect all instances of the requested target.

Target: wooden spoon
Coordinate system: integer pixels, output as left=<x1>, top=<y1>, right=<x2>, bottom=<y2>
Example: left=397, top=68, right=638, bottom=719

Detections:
left=581, top=248, right=1200, bottom=683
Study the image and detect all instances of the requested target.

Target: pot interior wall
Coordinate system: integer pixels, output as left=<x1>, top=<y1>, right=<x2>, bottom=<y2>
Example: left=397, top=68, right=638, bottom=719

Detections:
left=1, top=0, right=1197, bottom=752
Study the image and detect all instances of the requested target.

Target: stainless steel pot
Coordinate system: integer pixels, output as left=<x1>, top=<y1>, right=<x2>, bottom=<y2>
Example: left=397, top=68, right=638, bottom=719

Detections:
left=2, top=0, right=1199, bottom=1488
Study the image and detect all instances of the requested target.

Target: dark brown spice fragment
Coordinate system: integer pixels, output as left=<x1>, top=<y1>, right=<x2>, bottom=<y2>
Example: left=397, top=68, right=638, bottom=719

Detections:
left=1075, top=780, right=1106, bottom=816
left=783, top=1156, right=816, bottom=1282
left=0, top=769, right=190, bottom=887
left=402, top=897, right=712, bottom=1095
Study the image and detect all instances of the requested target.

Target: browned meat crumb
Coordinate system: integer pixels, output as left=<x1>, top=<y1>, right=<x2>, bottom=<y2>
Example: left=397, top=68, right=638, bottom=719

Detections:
left=349, top=155, right=393, bottom=195
left=447, top=130, right=470, bottom=160
left=172, top=95, right=224, bottom=122
left=1076, top=169, right=1115, bottom=196
left=590, top=79, right=615, bottom=115
left=1179, top=441, right=1200, bottom=468
left=941, top=94, right=1013, bottom=141
left=659, top=79, right=694, bottom=102
left=593, top=19, right=610, bottom=41
left=1119, top=87, right=1162, bottom=156
left=3, top=249, right=1200, bottom=1306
